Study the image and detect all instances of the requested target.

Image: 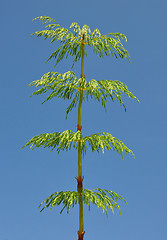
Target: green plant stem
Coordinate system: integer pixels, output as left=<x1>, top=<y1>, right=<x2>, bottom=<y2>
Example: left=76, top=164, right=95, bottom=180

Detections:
left=77, top=33, right=85, bottom=238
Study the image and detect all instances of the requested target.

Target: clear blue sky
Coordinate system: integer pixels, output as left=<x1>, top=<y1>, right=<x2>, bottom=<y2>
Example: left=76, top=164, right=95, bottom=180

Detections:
left=0, top=0, right=167, bottom=239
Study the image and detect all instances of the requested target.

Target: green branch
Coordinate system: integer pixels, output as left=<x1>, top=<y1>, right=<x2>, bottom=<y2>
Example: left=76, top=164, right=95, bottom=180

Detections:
left=31, top=16, right=131, bottom=68
left=28, top=71, right=139, bottom=117
left=39, top=188, right=127, bottom=216
left=84, top=188, right=127, bottom=216
left=85, top=78, right=139, bottom=112
left=23, top=130, right=134, bottom=160
left=31, top=16, right=81, bottom=67
left=39, top=191, right=79, bottom=213
left=84, top=132, right=134, bottom=159
left=22, top=130, right=83, bottom=152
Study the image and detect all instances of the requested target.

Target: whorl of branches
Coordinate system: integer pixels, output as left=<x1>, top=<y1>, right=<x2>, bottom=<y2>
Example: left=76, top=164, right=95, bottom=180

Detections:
left=31, top=16, right=130, bottom=68
left=39, top=188, right=127, bottom=216
left=29, top=71, right=139, bottom=118
left=23, top=130, right=134, bottom=160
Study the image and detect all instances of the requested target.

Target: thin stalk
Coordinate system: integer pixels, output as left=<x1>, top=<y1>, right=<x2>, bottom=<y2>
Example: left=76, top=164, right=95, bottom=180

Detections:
left=77, top=32, right=85, bottom=240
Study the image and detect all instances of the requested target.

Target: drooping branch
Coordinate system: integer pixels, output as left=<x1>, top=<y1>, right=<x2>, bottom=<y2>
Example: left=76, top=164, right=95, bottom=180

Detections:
left=85, top=78, right=140, bottom=112
left=23, top=130, right=134, bottom=160
left=38, top=188, right=127, bottom=217
left=31, top=16, right=131, bottom=68
left=28, top=71, right=139, bottom=117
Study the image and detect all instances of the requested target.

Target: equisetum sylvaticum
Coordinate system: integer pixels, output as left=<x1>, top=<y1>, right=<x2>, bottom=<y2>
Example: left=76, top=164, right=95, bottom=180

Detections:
left=23, top=16, right=139, bottom=240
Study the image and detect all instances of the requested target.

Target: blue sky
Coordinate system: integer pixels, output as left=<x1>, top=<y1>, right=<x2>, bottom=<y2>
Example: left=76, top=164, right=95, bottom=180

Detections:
left=0, top=0, right=167, bottom=239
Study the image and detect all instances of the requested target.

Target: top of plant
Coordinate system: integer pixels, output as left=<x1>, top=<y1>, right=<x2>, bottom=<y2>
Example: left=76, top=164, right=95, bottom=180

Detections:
left=31, top=16, right=131, bottom=68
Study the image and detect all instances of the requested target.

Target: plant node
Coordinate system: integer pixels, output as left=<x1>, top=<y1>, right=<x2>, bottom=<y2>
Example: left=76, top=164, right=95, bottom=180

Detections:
left=77, top=231, right=85, bottom=240
left=77, top=124, right=82, bottom=131
left=75, top=176, right=84, bottom=190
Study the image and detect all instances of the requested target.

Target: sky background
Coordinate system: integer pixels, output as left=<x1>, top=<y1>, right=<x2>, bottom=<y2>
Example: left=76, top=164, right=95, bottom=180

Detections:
left=0, top=0, right=167, bottom=239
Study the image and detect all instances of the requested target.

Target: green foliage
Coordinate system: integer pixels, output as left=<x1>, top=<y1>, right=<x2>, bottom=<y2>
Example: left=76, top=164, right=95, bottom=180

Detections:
left=84, top=132, right=134, bottom=159
left=31, top=16, right=81, bottom=68
left=23, top=130, right=82, bottom=153
left=84, top=188, right=127, bottom=216
left=31, top=16, right=130, bottom=68
left=39, top=188, right=127, bottom=216
left=84, top=78, right=139, bottom=112
left=39, top=190, right=79, bottom=213
left=24, top=16, right=138, bottom=227
left=29, top=71, right=139, bottom=118
left=23, top=130, right=134, bottom=160
left=28, top=71, right=80, bottom=118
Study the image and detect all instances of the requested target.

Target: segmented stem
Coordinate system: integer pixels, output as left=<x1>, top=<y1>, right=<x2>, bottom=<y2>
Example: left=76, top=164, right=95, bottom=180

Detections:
left=77, top=32, right=85, bottom=240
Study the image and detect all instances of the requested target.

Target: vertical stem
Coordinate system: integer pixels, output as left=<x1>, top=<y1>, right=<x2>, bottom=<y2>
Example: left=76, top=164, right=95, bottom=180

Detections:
left=77, top=32, right=85, bottom=240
